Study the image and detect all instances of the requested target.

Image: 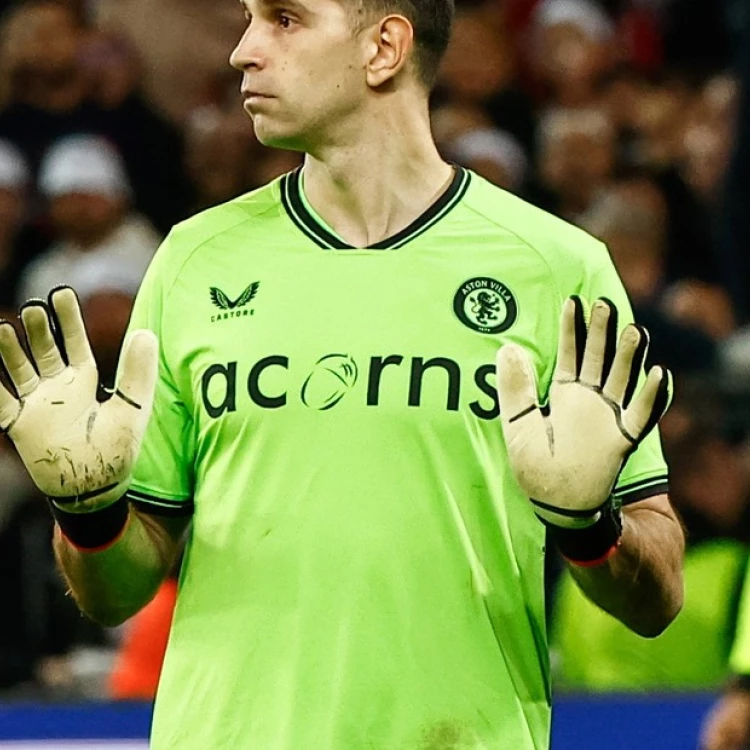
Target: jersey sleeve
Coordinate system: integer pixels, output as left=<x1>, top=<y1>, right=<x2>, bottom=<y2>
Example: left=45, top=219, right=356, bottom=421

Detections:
left=124, top=236, right=196, bottom=517
left=730, top=559, right=750, bottom=675
left=581, top=244, right=670, bottom=506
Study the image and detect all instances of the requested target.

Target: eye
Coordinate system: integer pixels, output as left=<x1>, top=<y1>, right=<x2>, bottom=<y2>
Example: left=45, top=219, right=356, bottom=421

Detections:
left=278, top=12, right=293, bottom=28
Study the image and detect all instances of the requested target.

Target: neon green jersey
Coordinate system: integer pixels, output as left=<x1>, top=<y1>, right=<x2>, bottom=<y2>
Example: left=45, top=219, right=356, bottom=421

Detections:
left=729, top=555, right=750, bottom=676
left=126, top=167, right=668, bottom=750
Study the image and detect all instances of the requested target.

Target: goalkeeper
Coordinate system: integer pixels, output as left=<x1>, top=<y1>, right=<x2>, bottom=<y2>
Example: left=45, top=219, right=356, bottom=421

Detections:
left=0, top=0, right=684, bottom=746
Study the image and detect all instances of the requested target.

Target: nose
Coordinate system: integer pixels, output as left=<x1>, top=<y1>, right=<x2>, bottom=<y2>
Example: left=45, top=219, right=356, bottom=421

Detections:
left=230, top=24, right=264, bottom=72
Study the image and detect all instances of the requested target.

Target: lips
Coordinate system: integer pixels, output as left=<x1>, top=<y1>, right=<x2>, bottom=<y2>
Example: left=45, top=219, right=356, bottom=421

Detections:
left=241, top=89, right=272, bottom=100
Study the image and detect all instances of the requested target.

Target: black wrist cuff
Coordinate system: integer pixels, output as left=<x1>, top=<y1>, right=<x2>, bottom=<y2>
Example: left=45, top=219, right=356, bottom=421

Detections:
left=728, top=674, right=750, bottom=693
left=47, top=494, right=130, bottom=551
left=546, top=498, right=623, bottom=566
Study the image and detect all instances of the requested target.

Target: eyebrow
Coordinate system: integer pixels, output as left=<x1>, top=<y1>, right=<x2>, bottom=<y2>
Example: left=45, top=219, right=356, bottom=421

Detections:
left=239, top=0, right=309, bottom=12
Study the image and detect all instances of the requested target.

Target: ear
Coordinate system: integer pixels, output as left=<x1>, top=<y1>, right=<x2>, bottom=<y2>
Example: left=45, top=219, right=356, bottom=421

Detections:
left=363, top=15, right=415, bottom=88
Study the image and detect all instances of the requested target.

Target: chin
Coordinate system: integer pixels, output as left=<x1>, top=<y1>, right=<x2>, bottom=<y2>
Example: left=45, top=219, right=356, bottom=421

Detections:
left=255, top=131, right=305, bottom=152
left=252, top=118, right=307, bottom=152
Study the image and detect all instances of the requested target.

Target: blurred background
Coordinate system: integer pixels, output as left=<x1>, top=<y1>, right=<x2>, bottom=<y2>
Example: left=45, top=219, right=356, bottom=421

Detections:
left=0, top=0, right=749, bottom=746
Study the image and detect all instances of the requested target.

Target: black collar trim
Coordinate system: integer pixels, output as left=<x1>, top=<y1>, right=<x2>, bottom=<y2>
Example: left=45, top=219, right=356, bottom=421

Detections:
left=280, top=166, right=471, bottom=250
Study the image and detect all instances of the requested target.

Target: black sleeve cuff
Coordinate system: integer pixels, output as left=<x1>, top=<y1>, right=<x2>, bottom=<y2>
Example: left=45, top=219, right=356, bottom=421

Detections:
left=615, top=476, right=670, bottom=506
left=126, top=489, right=195, bottom=518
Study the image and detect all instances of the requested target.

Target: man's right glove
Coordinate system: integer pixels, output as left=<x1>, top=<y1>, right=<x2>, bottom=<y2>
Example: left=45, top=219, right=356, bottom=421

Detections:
left=496, top=296, right=671, bottom=536
left=0, top=286, right=158, bottom=511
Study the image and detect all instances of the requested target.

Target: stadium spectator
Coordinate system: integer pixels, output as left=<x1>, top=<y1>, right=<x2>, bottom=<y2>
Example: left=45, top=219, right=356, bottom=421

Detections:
left=661, top=280, right=737, bottom=341
left=528, top=0, right=619, bottom=107
left=580, top=181, right=668, bottom=305
left=0, top=310, right=86, bottom=696
left=0, top=1, right=102, bottom=171
left=581, top=180, right=735, bottom=346
left=680, top=75, right=737, bottom=205
left=93, top=0, right=245, bottom=124
left=0, top=0, right=189, bottom=232
left=0, top=462, right=80, bottom=696
left=77, top=29, right=190, bottom=232
left=610, top=77, right=722, bottom=290
left=553, top=380, right=749, bottom=693
left=437, top=5, right=536, bottom=154
left=17, top=135, right=160, bottom=304
left=184, top=102, right=302, bottom=212
left=183, top=104, right=259, bottom=213
left=66, top=253, right=146, bottom=388
left=447, top=127, right=529, bottom=193
left=431, top=103, right=494, bottom=152
left=0, top=140, right=45, bottom=307
left=535, top=107, right=616, bottom=219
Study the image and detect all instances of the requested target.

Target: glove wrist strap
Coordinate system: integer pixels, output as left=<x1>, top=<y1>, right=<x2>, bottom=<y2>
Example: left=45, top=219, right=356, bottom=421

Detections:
left=48, top=493, right=130, bottom=552
left=727, top=674, right=750, bottom=693
left=546, top=498, right=622, bottom=567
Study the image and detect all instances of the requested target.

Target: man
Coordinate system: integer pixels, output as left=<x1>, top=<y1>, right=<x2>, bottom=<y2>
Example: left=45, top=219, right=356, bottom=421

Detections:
left=701, top=566, right=750, bottom=750
left=18, top=134, right=161, bottom=305
left=0, top=0, right=684, bottom=748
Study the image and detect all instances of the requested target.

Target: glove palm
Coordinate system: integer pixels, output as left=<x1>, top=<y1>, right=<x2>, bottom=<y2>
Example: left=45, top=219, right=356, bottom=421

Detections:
left=0, top=288, right=158, bottom=508
left=496, top=297, right=671, bottom=528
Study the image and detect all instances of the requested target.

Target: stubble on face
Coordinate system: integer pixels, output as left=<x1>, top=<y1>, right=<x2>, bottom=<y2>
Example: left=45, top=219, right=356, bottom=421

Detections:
left=236, top=0, right=371, bottom=151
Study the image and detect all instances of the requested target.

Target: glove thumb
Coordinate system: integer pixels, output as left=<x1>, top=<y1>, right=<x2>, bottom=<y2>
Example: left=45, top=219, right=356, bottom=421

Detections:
left=496, top=343, right=540, bottom=423
left=113, top=330, right=159, bottom=424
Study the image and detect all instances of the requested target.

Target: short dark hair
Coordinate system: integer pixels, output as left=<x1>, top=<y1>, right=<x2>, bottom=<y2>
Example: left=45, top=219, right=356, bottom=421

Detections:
left=353, top=0, right=455, bottom=89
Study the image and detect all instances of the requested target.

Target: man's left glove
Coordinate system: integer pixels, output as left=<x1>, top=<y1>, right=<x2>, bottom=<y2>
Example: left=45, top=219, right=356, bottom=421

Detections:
left=495, top=296, right=671, bottom=531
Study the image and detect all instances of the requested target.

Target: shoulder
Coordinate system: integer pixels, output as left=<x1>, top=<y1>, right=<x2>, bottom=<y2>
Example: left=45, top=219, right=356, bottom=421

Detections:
left=170, top=176, right=283, bottom=249
left=461, top=171, right=609, bottom=275
left=145, top=175, right=286, bottom=291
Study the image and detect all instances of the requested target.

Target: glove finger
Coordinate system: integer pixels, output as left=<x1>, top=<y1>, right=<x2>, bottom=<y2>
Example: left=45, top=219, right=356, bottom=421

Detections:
left=112, top=330, right=159, bottom=427
left=579, top=298, right=618, bottom=387
left=622, top=365, right=672, bottom=441
left=496, top=343, right=540, bottom=423
left=602, top=324, right=648, bottom=406
left=0, top=383, right=20, bottom=432
left=20, top=302, right=66, bottom=378
left=0, top=320, right=39, bottom=397
left=555, top=296, right=587, bottom=381
left=49, top=287, right=95, bottom=368
left=0, top=356, right=20, bottom=431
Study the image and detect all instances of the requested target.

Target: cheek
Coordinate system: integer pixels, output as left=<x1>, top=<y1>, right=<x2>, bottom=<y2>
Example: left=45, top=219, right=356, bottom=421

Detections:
left=296, top=45, right=361, bottom=100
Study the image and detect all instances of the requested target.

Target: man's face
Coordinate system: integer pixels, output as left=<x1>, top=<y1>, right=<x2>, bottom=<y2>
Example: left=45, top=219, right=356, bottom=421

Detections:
left=49, top=193, right=124, bottom=246
left=230, top=0, right=371, bottom=150
left=4, top=3, right=81, bottom=78
left=541, top=129, right=614, bottom=198
left=438, top=13, right=515, bottom=103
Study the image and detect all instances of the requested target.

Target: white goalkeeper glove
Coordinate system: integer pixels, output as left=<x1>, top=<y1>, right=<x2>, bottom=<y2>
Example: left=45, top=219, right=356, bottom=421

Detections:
left=0, top=287, right=158, bottom=511
left=496, top=296, right=671, bottom=530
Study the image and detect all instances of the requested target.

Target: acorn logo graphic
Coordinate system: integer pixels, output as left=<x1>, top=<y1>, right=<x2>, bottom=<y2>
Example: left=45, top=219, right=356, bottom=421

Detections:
left=300, top=354, right=358, bottom=410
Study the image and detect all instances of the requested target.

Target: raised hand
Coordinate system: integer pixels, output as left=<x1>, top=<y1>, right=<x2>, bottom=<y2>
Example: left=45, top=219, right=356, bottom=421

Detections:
left=496, top=296, right=671, bottom=528
left=0, top=287, right=158, bottom=509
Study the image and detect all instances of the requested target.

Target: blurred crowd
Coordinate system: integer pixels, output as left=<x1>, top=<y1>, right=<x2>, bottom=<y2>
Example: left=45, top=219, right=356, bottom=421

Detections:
left=0, top=0, right=749, bottom=704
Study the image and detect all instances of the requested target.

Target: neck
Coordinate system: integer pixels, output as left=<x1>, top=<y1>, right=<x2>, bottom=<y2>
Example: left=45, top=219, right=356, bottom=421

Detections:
left=301, top=92, right=453, bottom=247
